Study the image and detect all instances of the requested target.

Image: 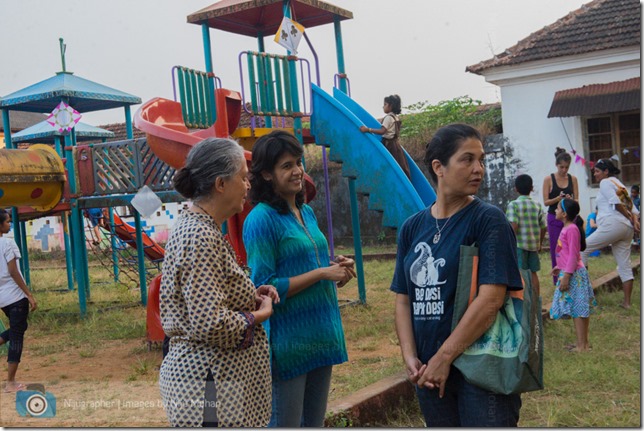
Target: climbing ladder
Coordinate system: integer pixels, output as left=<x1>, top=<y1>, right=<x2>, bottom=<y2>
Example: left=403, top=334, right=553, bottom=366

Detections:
left=84, top=209, right=161, bottom=287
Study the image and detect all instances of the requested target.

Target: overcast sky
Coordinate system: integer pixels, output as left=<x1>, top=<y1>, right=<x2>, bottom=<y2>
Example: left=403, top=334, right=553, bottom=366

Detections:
left=1, top=0, right=591, bottom=126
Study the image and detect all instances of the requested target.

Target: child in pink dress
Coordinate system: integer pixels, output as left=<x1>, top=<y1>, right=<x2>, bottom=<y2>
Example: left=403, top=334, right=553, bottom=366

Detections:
left=549, top=198, right=597, bottom=352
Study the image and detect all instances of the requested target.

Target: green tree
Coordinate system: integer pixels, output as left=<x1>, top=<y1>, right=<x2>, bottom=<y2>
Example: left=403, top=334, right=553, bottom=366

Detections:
left=398, top=96, right=501, bottom=160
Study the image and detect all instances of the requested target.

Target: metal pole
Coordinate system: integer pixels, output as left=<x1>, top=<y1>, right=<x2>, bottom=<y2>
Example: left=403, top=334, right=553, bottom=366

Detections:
left=348, top=179, right=366, bottom=304
left=126, top=106, right=147, bottom=302
left=52, top=136, right=74, bottom=289
left=19, top=223, right=30, bottom=286
left=257, top=33, right=272, bottom=128
left=64, top=130, right=87, bottom=315
left=125, top=106, right=133, bottom=139
left=61, top=214, right=74, bottom=290
left=334, top=17, right=365, bottom=302
left=54, top=136, right=63, bottom=157
left=282, top=1, right=303, bottom=146
left=79, top=207, right=91, bottom=302
left=109, top=208, right=119, bottom=282
left=202, top=23, right=217, bottom=125
left=59, top=38, right=67, bottom=73
left=1, top=110, right=27, bottom=280
left=134, top=210, right=148, bottom=306
left=334, top=18, right=348, bottom=94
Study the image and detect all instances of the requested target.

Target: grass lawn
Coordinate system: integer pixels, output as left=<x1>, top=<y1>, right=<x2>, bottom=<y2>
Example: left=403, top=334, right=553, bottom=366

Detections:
left=336, top=250, right=641, bottom=427
left=0, top=249, right=639, bottom=427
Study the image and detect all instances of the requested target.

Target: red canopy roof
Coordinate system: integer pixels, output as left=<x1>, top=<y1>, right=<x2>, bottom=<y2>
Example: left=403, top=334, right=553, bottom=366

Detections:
left=548, top=77, right=640, bottom=118
left=187, top=0, right=352, bottom=37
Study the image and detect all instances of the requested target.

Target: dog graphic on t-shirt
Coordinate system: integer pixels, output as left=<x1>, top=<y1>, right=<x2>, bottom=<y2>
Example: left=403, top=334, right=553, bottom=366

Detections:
left=409, top=242, right=446, bottom=287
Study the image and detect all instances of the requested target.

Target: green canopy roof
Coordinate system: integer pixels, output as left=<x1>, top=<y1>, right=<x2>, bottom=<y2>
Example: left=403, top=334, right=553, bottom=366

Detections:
left=11, top=120, right=115, bottom=143
left=0, top=72, right=141, bottom=114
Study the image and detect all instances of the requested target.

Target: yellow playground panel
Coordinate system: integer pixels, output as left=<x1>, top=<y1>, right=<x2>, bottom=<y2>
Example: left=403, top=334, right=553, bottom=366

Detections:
left=0, top=144, right=66, bottom=211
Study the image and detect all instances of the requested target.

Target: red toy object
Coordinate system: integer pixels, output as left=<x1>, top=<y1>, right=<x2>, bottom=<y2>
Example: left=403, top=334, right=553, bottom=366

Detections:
left=134, top=91, right=317, bottom=264
left=134, top=89, right=242, bottom=170
left=109, top=211, right=165, bottom=262
left=138, top=90, right=318, bottom=344
left=146, top=274, right=165, bottom=345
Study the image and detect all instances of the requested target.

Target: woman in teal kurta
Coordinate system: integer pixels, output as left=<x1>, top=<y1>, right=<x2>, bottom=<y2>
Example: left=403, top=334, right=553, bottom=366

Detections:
left=243, top=130, right=355, bottom=427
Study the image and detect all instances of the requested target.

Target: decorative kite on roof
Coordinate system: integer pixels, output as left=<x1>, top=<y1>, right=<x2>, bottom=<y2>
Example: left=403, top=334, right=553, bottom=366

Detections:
left=46, top=101, right=82, bottom=133
left=274, top=17, right=305, bottom=54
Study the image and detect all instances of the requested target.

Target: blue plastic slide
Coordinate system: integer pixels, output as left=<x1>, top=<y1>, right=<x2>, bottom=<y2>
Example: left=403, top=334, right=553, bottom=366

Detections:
left=310, top=84, right=436, bottom=229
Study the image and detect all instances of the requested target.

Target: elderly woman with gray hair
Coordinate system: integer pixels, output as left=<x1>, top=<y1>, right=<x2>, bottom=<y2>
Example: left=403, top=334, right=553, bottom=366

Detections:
left=159, top=138, right=279, bottom=427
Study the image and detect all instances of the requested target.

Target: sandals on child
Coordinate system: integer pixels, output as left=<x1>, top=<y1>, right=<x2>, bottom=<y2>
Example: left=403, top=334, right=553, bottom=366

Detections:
left=3, top=382, right=26, bottom=393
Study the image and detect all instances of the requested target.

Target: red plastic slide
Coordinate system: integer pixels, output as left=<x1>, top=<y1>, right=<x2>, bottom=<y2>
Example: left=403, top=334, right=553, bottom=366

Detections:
left=134, top=90, right=316, bottom=264
left=109, top=211, right=165, bottom=262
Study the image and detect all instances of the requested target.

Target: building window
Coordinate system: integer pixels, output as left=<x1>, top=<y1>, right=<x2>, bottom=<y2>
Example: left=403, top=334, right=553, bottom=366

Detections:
left=585, top=111, right=640, bottom=186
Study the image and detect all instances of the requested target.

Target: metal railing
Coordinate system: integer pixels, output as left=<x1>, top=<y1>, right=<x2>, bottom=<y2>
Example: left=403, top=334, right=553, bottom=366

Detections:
left=238, top=51, right=312, bottom=119
left=88, top=139, right=176, bottom=195
left=171, top=66, right=221, bottom=128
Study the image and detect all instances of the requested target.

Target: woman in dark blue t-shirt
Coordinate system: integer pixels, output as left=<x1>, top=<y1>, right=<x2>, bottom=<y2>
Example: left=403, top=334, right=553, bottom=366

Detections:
left=391, top=124, right=524, bottom=427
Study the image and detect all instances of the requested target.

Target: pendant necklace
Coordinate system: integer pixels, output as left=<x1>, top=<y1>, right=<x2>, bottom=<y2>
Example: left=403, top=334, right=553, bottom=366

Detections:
left=432, top=207, right=454, bottom=244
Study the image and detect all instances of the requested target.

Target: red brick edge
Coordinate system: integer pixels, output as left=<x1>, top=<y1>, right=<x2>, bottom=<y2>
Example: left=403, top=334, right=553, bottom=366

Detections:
left=325, top=372, right=413, bottom=426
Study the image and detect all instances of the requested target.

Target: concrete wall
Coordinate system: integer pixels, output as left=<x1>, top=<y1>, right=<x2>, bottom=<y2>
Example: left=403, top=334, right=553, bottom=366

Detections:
left=306, top=164, right=400, bottom=246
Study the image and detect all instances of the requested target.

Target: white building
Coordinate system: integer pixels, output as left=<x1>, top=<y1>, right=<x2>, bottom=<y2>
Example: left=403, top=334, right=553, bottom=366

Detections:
left=467, top=0, right=640, bottom=216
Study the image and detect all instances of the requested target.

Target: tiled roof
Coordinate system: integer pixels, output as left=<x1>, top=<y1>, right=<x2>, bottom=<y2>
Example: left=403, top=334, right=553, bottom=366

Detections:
left=0, top=111, right=46, bottom=132
left=96, top=122, right=147, bottom=142
left=467, top=0, right=641, bottom=74
left=547, top=76, right=640, bottom=117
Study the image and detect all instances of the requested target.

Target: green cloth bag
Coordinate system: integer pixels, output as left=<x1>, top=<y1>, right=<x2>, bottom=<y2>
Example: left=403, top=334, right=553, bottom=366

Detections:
left=451, top=244, right=544, bottom=395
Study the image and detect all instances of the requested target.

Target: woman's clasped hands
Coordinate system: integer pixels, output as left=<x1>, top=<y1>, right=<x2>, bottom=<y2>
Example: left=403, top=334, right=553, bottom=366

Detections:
left=329, top=255, right=357, bottom=287
left=254, top=285, right=280, bottom=322
left=416, top=353, right=452, bottom=398
left=404, top=354, right=451, bottom=398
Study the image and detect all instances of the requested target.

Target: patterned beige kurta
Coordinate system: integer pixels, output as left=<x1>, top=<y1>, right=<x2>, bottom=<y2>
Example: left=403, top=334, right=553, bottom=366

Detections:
left=159, top=211, right=271, bottom=427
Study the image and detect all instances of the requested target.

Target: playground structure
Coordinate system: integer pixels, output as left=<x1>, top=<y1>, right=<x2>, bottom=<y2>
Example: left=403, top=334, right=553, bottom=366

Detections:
left=0, top=0, right=436, bottom=321
left=0, top=46, right=176, bottom=315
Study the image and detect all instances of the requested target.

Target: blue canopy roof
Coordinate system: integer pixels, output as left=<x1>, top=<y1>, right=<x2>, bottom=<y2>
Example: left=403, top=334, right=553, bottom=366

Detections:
left=0, top=72, right=141, bottom=113
left=11, top=120, right=115, bottom=143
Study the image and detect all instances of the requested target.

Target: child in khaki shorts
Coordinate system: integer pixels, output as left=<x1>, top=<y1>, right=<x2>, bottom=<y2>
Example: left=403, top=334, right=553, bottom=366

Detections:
left=506, top=174, right=546, bottom=297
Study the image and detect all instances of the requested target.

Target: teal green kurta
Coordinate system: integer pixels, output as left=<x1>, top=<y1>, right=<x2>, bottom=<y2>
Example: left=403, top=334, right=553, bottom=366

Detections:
left=243, top=202, right=348, bottom=380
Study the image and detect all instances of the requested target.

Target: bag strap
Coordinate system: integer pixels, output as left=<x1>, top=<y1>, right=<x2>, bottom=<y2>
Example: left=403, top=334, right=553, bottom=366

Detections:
left=463, top=241, right=524, bottom=306
left=609, top=179, right=633, bottom=208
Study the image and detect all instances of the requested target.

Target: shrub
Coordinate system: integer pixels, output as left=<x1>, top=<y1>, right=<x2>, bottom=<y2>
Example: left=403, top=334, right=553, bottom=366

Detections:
left=399, top=96, right=502, bottom=160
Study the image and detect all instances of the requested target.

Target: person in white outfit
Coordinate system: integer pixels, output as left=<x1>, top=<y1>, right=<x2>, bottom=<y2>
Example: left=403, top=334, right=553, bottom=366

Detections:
left=581, top=159, right=640, bottom=309
left=0, top=209, right=37, bottom=392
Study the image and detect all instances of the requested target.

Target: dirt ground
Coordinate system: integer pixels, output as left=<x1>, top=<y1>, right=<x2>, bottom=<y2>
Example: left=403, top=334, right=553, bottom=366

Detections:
left=0, top=333, right=400, bottom=426
left=0, top=338, right=167, bottom=426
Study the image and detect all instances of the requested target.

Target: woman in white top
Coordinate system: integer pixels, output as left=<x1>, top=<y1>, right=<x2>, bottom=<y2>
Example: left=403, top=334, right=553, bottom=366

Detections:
left=581, top=159, right=640, bottom=309
left=360, top=94, right=411, bottom=178
left=0, top=209, right=37, bottom=392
